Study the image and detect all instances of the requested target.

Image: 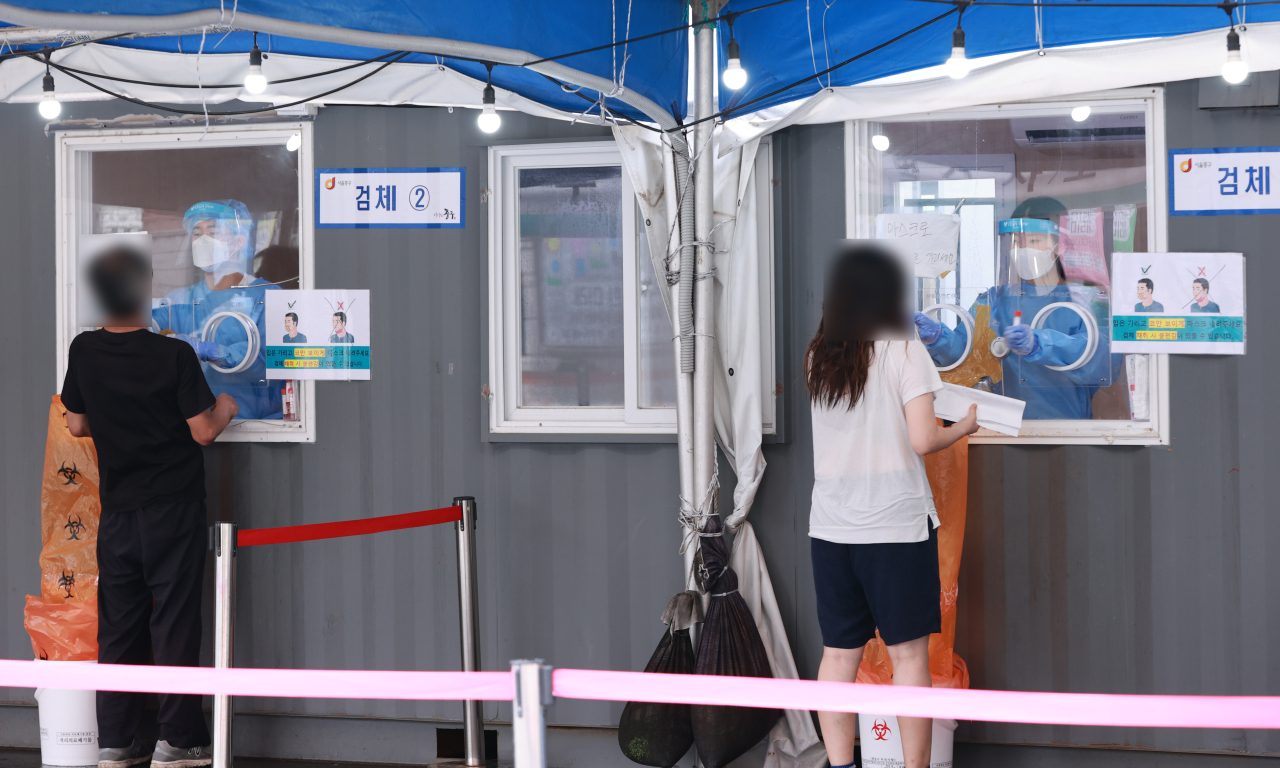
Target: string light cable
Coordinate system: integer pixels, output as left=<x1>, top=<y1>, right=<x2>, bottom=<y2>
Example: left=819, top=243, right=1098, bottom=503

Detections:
left=45, top=51, right=409, bottom=117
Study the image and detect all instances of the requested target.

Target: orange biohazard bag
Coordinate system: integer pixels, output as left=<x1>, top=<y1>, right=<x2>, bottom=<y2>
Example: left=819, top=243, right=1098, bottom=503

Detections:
left=24, top=396, right=101, bottom=660
left=25, top=595, right=99, bottom=661
left=857, top=431, right=970, bottom=690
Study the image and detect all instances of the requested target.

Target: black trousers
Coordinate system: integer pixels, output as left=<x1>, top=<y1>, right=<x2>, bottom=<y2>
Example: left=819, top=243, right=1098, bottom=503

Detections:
left=97, top=501, right=210, bottom=749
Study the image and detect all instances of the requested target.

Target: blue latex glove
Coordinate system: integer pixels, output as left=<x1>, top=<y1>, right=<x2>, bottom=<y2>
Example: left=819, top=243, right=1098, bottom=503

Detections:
left=1004, top=324, right=1040, bottom=356
left=914, top=312, right=943, bottom=345
left=174, top=333, right=225, bottom=362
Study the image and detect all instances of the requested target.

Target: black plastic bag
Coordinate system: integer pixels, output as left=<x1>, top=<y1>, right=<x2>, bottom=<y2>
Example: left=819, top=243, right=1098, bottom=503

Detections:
left=618, top=591, right=702, bottom=767
left=691, top=515, right=780, bottom=768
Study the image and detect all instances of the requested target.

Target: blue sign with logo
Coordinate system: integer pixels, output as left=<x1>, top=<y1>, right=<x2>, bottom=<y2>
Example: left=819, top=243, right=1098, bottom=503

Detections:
left=1170, top=147, right=1280, bottom=216
left=316, top=167, right=465, bottom=229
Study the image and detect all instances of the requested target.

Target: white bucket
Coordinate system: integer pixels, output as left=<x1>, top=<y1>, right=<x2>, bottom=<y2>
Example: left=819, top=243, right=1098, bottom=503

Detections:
left=858, top=714, right=957, bottom=768
left=35, top=678, right=98, bottom=767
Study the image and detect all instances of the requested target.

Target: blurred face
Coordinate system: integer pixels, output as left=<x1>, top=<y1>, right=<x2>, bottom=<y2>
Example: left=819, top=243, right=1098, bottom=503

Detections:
left=1137, top=283, right=1151, bottom=301
left=332, top=315, right=345, bottom=334
left=1193, top=282, right=1207, bottom=301
left=285, top=316, right=297, bottom=334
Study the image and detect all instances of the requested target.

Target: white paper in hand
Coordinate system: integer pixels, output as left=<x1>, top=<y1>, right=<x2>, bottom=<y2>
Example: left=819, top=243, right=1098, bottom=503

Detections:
left=932, top=383, right=1025, bottom=437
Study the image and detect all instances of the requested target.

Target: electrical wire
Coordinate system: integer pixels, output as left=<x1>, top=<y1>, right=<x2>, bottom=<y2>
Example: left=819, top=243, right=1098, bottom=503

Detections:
left=46, top=51, right=409, bottom=117
left=0, top=33, right=131, bottom=64
left=44, top=49, right=404, bottom=89
left=908, top=0, right=1276, bottom=7
left=527, top=0, right=802, bottom=65
left=671, top=5, right=959, bottom=132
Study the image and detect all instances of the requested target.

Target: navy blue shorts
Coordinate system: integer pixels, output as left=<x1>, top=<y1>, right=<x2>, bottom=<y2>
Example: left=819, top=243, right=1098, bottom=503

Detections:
left=810, top=525, right=941, bottom=648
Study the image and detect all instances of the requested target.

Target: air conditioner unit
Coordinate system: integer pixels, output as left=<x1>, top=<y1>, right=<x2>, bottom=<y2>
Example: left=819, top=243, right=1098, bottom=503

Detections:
left=1010, top=113, right=1145, bottom=145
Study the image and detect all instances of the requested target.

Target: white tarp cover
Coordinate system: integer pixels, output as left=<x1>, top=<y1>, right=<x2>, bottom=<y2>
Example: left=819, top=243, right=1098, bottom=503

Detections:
left=0, top=43, right=597, bottom=123
left=614, top=125, right=824, bottom=768
left=717, top=22, right=1280, bottom=155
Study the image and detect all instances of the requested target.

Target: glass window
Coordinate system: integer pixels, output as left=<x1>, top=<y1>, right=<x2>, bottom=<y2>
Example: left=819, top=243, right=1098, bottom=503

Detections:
left=488, top=141, right=774, bottom=436
left=57, top=125, right=315, bottom=442
left=850, top=95, right=1167, bottom=444
left=517, top=167, right=625, bottom=407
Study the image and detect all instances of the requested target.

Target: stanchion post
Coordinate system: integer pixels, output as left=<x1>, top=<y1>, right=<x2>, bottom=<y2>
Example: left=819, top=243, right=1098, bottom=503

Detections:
left=510, top=660, right=551, bottom=768
left=454, top=497, right=484, bottom=767
left=212, top=522, right=237, bottom=768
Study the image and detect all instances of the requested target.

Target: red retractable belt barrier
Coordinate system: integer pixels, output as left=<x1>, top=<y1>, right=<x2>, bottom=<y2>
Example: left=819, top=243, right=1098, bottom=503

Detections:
left=237, top=505, right=463, bottom=547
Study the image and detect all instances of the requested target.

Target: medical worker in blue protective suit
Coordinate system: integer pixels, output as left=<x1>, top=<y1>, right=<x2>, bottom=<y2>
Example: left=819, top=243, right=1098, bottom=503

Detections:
left=154, top=200, right=283, bottom=420
left=912, top=198, right=1113, bottom=420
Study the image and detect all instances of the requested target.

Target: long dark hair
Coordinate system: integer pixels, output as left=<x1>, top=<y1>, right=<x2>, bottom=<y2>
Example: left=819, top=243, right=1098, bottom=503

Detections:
left=805, top=243, right=908, bottom=410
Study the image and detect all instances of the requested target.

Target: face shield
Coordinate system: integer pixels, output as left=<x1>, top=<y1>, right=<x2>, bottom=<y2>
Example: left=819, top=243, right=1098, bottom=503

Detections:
left=183, top=200, right=255, bottom=282
left=997, top=217, right=1060, bottom=285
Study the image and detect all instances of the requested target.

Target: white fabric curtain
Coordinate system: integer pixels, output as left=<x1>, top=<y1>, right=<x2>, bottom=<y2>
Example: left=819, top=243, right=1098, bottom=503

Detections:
left=614, top=126, right=824, bottom=768
left=717, top=21, right=1280, bottom=155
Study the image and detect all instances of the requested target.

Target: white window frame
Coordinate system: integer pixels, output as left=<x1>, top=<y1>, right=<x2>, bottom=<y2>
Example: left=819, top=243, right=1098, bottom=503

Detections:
left=487, top=140, right=776, bottom=436
left=845, top=87, right=1170, bottom=446
left=55, top=122, right=317, bottom=442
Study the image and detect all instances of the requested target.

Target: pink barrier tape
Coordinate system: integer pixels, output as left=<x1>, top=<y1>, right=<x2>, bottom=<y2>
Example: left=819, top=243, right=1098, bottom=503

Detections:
left=0, top=660, right=512, bottom=702
left=551, top=670, right=1280, bottom=730
left=5, top=661, right=1279, bottom=730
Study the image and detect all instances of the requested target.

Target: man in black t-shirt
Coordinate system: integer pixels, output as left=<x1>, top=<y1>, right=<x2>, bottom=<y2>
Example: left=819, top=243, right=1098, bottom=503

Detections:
left=61, top=246, right=238, bottom=768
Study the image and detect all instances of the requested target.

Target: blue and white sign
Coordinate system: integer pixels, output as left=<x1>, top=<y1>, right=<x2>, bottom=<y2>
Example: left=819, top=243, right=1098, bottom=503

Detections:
left=316, top=167, right=464, bottom=228
left=1170, top=147, right=1279, bottom=216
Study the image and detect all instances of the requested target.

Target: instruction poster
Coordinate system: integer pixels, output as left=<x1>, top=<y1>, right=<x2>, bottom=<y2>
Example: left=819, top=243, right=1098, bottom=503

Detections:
left=264, top=290, right=371, bottom=379
left=1110, top=253, right=1245, bottom=354
left=875, top=213, right=960, bottom=279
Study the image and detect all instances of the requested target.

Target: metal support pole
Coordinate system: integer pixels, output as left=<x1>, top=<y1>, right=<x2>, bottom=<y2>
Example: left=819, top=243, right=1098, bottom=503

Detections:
left=454, top=497, right=485, bottom=767
left=692, top=2, right=719, bottom=525
left=510, top=660, right=551, bottom=768
left=211, top=522, right=237, bottom=768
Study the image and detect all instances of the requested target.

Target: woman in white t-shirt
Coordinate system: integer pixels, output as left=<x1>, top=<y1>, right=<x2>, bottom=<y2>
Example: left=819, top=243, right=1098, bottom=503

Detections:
left=806, top=244, right=977, bottom=768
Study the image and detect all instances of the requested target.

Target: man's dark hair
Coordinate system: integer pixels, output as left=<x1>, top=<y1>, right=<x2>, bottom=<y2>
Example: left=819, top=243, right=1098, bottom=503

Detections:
left=1194, top=277, right=1210, bottom=292
left=333, top=311, right=347, bottom=325
left=1138, top=277, right=1154, bottom=291
left=89, top=246, right=152, bottom=319
left=285, top=312, right=299, bottom=324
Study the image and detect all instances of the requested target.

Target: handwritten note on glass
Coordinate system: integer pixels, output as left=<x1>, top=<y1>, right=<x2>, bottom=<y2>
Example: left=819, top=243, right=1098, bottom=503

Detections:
left=875, top=213, right=961, bottom=279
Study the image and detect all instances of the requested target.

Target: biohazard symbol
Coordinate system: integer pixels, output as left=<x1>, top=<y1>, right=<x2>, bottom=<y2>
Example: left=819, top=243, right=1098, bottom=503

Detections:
left=872, top=719, right=892, bottom=741
left=57, top=461, right=82, bottom=485
left=58, top=570, right=75, bottom=599
left=38, top=650, right=48, bottom=661
left=65, top=514, right=86, bottom=541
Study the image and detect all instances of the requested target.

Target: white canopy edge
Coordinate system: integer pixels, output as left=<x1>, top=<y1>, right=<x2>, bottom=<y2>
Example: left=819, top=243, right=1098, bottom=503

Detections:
left=0, top=43, right=606, bottom=124
left=718, top=21, right=1279, bottom=156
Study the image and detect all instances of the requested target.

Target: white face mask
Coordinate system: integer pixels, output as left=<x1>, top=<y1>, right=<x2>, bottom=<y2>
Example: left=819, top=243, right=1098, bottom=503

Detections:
left=191, top=235, right=233, bottom=272
left=1014, top=246, right=1057, bottom=281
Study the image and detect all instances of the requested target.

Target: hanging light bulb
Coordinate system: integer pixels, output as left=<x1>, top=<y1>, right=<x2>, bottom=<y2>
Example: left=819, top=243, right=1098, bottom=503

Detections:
left=38, top=69, right=61, bottom=120
left=943, top=23, right=970, bottom=79
left=1071, top=105, right=1091, bottom=122
left=244, top=32, right=268, bottom=94
left=1222, top=28, right=1249, bottom=84
left=722, top=19, right=748, bottom=91
left=871, top=134, right=890, bottom=152
left=478, top=65, right=501, bottom=133
left=286, top=133, right=302, bottom=152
